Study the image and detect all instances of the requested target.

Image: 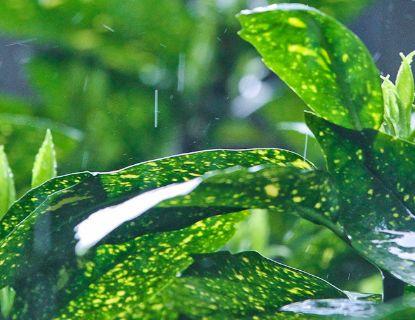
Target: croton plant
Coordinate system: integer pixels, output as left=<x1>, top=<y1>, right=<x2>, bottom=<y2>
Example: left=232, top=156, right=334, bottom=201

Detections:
left=1, top=3, right=415, bottom=319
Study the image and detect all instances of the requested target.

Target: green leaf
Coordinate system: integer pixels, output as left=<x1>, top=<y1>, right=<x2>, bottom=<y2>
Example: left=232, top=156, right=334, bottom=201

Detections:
left=306, top=112, right=415, bottom=286
left=281, top=298, right=376, bottom=318
left=381, top=52, right=415, bottom=139
left=396, top=51, right=415, bottom=113
left=0, top=172, right=91, bottom=241
left=280, top=294, right=415, bottom=319
left=52, top=212, right=248, bottom=319
left=381, top=76, right=404, bottom=137
left=372, top=295, right=415, bottom=319
left=0, top=149, right=314, bottom=317
left=74, top=164, right=342, bottom=255
left=238, top=4, right=383, bottom=130
left=162, top=251, right=346, bottom=318
left=31, top=129, right=57, bottom=188
left=0, top=146, right=15, bottom=220
left=0, top=107, right=81, bottom=191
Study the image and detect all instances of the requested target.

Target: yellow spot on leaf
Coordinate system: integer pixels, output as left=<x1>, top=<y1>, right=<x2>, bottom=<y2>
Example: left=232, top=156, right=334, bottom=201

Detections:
left=105, top=297, right=120, bottom=305
left=120, top=174, right=139, bottom=179
left=293, top=196, right=303, bottom=203
left=342, top=54, right=349, bottom=62
left=287, top=17, right=306, bottom=28
left=288, top=44, right=317, bottom=57
left=264, top=185, right=280, bottom=197
left=291, top=159, right=311, bottom=169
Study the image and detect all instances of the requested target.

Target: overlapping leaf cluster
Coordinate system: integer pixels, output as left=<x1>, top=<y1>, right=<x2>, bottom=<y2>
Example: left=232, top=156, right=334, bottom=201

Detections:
left=1, top=3, right=415, bottom=319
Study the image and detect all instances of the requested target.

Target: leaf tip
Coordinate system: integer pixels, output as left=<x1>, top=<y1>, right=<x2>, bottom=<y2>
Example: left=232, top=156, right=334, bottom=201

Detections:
left=31, top=129, right=57, bottom=188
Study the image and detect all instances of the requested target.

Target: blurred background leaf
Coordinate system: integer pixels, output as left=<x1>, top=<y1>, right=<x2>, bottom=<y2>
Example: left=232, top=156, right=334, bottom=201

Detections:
left=0, top=145, right=15, bottom=219
left=31, top=129, right=57, bottom=188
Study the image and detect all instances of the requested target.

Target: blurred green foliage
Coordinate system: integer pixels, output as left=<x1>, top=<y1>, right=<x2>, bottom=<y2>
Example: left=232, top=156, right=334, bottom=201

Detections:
left=0, top=0, right=374, bottom=187
left=0, top=0, right=377, bottom=294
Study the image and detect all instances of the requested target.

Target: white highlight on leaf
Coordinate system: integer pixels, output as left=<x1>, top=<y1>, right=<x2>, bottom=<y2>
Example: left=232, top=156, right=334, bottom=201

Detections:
left=240, top=3, right=314, bottom=15
left=281, top=299, right=375, bottom=317
left=74, top=178, right=202, bottom=256
left=373, top=229, right=415, bottom=261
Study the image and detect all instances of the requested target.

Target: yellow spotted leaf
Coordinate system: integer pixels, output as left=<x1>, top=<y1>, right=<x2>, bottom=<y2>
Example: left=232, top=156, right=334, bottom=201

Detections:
left=162, top=251, right=345, bottom=318
left=306, top=112, right=415, bottom=286
left=0, top=148, right=331, bottom=318
left=238, top=4, right=383, bottom=130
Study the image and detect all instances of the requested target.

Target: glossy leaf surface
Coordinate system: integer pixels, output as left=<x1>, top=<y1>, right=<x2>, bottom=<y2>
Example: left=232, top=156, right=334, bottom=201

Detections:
left=306, top=112, right=415, bottom=285
left=281, top=298, right=376, bottom=318
left=163, top=251, right=345, bottom=318
left=51, top=213, right=247, bottom=319
left=238, top=4, right=383, bottom=130
left=0, top=148, right=320, bottom=317
left=75, top=162, right=342, bottom=255
left=281, top=295, right=415, bottom=319
left=0, top=172, right=91, bottom=241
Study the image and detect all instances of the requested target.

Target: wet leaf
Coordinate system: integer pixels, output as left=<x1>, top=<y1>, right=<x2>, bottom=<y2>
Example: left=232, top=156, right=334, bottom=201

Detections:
left=31, top=129, right=57, bottom=188
left=281, top=298, right=376, bottom=318
left=0, top=172, right=91, bottom=241
left=306, top=112, right=415, bottom=286
left=163, top=251, right=346, bottom=318
left=51, top=213, right=248, bottom=319
left=0, top=146, right=15, bottom=219
left=0, top=149, right=317, bottom=317
left=74, top=164, right=342, bottom=255
left=238, top=4, right=383, bottom=130
left=372, top=295, right=415, bottom=319
left=280, top=294, right=415, bottom=319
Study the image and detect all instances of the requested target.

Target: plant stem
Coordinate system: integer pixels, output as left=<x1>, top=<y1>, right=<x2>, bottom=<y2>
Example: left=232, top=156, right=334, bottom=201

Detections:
left=381, top=269, right=405, bottom=302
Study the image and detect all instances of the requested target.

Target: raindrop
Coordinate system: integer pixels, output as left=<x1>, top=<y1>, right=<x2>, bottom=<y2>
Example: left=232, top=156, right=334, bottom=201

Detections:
left=177, top=53, right=186, bottom=92
left=5, top=38, right=36, bottom=47
left=303, top=134, right=309, bottom=159
left=154, top=89, right=159, bottom=128
left=102, top=24, right=114, bottom=32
